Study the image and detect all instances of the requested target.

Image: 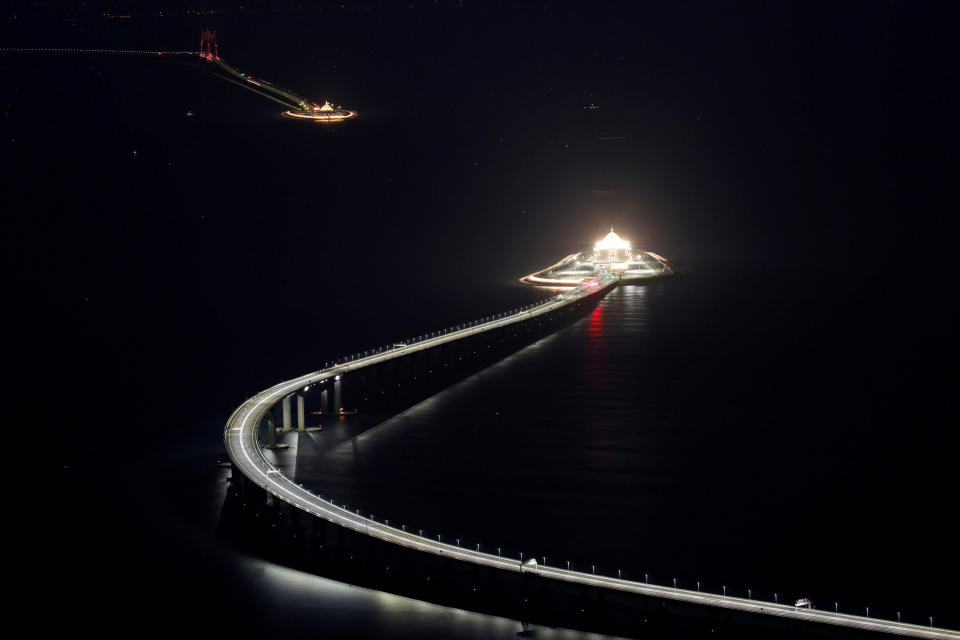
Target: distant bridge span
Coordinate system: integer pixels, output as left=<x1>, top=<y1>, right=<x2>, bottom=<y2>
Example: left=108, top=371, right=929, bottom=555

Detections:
left=0, top=46, right=317, bottom=112
left=223, top=277, right=957, bottom=640
left=0, top=47, right=190, bottom=55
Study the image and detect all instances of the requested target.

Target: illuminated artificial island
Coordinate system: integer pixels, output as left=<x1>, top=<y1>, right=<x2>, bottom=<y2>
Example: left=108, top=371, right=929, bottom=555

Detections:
left=282, top=100, right=357, bottom=122
left=520, top=229, right=673, bottom=288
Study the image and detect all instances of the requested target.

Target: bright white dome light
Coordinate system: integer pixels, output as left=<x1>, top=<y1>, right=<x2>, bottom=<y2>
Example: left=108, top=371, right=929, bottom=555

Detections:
left=595, top=228, right=631, bottom=251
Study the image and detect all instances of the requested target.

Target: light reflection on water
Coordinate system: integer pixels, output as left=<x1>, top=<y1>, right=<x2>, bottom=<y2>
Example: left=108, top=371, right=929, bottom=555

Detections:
left=130, top=443, right=625, bottom=639
left=233, top=554, right=624, bottom=640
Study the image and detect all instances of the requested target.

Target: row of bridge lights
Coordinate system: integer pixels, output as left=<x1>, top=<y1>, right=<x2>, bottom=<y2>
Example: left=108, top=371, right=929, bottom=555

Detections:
left=0, top=48, right=175, bottom=53
left=297, top=497, right=938, bottom=629
left=322, top=294, right=567, bottom=368
left=317, top=278, right=611, bottom=368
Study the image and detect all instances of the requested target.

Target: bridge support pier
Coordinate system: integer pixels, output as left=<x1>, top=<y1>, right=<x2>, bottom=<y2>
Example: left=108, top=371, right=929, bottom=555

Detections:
left=291, top=505, right=301, bottom=536
left=282, top=395, right=292, bottom=433
left=334, top=377, right=342, bottom=412
left=297, top=393, right=306, bottom=432
left=266, top=412, right=277, bottom=448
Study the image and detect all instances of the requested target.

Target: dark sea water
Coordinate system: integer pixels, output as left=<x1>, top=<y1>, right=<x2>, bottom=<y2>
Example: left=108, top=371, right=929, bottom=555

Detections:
left=5, top=4, right=956, bottom=637
left=288, top=266, right=955, bottom=626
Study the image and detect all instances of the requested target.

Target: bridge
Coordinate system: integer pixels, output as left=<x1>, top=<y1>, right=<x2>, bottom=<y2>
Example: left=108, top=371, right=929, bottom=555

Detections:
left=0, top=47, right=191, bottom=55
left=223, top=275, right=957, bottom=640
left=1, top=33, right=354, bottom=119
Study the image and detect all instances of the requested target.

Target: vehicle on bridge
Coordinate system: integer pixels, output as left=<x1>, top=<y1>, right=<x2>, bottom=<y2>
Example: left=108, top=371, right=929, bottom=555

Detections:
left=796, top=598, right=813, bottom=610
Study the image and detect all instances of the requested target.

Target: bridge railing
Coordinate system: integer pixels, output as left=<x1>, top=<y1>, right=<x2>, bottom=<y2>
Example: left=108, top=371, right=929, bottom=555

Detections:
left=225, top=267, right=958, bottom=637
left=320, top=278, right=611, bottom=369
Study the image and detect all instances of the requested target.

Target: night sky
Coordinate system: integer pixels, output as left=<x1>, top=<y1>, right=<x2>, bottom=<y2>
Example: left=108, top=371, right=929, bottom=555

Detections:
left=4, top=1, right=958, bottom=637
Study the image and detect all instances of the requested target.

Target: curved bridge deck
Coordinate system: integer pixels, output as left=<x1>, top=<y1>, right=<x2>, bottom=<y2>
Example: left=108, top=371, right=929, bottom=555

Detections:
left=224, top=278, right=956, bottom=640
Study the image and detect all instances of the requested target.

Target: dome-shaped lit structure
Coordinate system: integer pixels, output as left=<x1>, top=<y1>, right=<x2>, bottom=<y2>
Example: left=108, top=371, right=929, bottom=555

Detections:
left=518, top=227, right=673, bottom=288
left=282, top=100, right=357, bottom=122
left=594, top=229, right=632, bottom=265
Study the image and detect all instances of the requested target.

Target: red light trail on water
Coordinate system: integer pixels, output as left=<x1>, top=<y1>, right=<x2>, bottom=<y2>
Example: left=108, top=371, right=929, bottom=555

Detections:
left=586, top=301, right=604, bottom=339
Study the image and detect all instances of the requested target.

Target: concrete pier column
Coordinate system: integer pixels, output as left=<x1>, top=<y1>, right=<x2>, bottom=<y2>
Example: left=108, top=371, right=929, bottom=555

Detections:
left=291, top=506, right=301, bottom=534
left=334, top=377, right=342, bottom=412
left=321, top=388, right=330, bottom=413
left=282, top=395, right=292, bottom=432
left=297, top=393, right=306, bottom=432
left=266, top=412, right=277, bottom=448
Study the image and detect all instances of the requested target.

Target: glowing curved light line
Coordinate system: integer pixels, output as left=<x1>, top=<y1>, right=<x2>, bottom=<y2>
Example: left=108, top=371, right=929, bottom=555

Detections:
left=282, top=110, right=357, bottom=122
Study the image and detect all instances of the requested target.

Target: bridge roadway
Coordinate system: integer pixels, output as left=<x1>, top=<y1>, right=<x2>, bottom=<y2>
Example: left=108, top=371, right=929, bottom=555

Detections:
left=224, top=279, right=957, bottom=640
left=208, top=58, right=314, bottom=110
left=0, top=48, right=192, bottom=55
left=0, top=49, right=311, bottom=110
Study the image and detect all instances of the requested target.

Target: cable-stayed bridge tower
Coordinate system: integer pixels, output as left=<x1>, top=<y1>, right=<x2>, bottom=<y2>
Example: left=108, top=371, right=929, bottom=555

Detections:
left=200, top=30, right=218, bottom=60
